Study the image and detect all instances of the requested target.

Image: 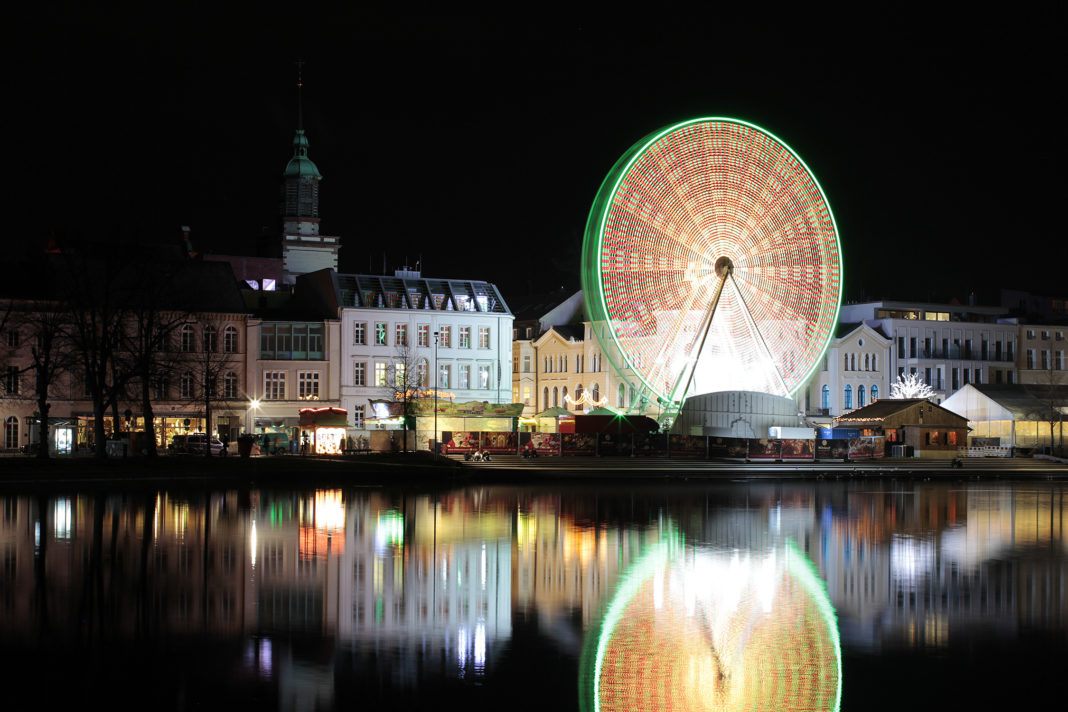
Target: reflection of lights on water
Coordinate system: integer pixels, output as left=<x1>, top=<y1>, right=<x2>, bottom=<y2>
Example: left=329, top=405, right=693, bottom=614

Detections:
left=474, top=623, right=486, bottom=673
left=54, top=498, right=72, bottom=539
left=374, top=510, right=404, bottom=554
left=481, top=543, right=487, bottom=590
left=245, top=638, right=272, bottom=678
left=456, top=624, right=488, bottom=677
left=314, top=490, right=345, bottom=532
left=259, top=638, right=273, bottom=677
left=586, top=532, right=841, bottom=712
left=891, top=534, right=935, bottom=586
left=250, top=519, right=257, bottom=568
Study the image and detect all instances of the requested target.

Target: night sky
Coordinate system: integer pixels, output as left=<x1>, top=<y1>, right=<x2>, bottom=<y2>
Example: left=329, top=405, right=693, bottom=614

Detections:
left=12, top=6, right=1065, bottom=304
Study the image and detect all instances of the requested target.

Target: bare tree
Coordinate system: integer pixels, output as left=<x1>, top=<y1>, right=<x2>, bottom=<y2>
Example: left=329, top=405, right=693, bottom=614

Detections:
left=9, top=299, right=75, bottom=458
left=1024, top=352, right=1067, bottom=456
left=57, top=253, right=133, bottom=458
left=176, top=315, right=242, bottom=456
left=383, top=342, right=430, bottom=453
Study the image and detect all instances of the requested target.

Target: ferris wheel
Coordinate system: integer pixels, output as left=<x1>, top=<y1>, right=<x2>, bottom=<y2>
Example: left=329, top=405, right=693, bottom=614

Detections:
left=582, top=118, right=842, bottom=413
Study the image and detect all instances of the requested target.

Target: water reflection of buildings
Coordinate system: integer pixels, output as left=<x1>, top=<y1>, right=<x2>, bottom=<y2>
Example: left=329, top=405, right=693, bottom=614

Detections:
left=0, top=482, right=1066, bottom=702
left=334, top=491, right=512, bottom=684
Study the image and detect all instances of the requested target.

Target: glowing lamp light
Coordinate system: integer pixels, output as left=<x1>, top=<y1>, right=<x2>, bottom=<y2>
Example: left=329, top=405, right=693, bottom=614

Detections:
left=581, top=117, right=842, bottom=402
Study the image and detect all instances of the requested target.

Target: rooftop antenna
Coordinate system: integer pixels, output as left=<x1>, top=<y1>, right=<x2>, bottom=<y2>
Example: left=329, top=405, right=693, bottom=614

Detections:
left=295, top=59, right=305, bottom=131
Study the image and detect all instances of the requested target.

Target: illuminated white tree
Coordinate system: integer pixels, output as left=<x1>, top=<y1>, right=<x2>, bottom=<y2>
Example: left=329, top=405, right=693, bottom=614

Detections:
left=890, top=372, right=935, bottom=400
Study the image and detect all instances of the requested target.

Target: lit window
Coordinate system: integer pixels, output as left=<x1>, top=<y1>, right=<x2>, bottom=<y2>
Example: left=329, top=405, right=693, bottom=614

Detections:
left=459, top=327, right=471, bottom=348
left=439, top=326, right=451, bottom=348
left=418, top=324, right=430, bottom=347
left=264, top=372, right=285, bottom=400
left=298, top=372, right=320, bottom=400
left=396, top=323, right=408, bottom=347
left=375, top=323, right=387, bottom=346
left=374, top=363, right=387, bottom=387
left=439, top=364, right=451, bottom=388
left=478, top=364, right=491, bottom=389
left=844, top=385, right=852, bottom=410
left=458, top=364, right=470, bottom=388
left=478, top=326, right=490, bottom=349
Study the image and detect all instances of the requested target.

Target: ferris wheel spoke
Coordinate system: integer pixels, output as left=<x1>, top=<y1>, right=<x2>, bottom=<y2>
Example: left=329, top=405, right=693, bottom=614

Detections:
left=729, top=273, right=790, bottom=395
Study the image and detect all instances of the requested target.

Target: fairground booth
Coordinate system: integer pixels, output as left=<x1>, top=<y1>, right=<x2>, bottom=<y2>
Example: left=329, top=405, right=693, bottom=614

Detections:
left=298, top=407, right=348, bottom=454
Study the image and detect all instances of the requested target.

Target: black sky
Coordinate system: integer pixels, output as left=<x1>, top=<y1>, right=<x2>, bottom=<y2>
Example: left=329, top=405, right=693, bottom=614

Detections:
left=12, top=6, right=1066, bottom=304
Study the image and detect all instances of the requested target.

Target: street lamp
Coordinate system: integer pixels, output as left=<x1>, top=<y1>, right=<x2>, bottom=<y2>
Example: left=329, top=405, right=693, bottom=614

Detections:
left=433, top=330, right=439, bottom=453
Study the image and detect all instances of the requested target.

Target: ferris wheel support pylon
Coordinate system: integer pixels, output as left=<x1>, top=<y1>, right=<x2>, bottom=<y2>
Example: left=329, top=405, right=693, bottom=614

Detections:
left=671, top=256, right=733, bottom=413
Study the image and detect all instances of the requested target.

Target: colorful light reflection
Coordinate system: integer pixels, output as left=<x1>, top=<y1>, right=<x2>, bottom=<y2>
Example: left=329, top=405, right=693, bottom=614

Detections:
left=581, top=533, right=840, bottom=712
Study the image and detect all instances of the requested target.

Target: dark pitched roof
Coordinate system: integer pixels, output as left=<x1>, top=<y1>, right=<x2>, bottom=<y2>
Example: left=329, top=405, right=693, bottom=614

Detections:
left=836, top=398, right=928, bottom=421
left=505, top=286, right=575, bottom=320
left=547, top=325, right=583, bottom=342
left=333, top=273, right=510, bottom=314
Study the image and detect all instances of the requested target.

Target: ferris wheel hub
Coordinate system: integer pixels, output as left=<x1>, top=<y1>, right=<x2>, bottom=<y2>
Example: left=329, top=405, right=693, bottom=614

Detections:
left=714, top=256, right=734, bottom=278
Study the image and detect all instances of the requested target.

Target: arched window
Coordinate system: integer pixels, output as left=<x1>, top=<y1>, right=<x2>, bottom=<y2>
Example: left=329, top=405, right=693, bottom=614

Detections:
left=864, top=354, right=870, bottom=371
left=224, top=326, right=238, bottom=353
left=844, top=354, right=849, bottom=371
left=203, top=325, right=217, bottom=353
left=844, top=385, right=852, bottom=410
left=858, top=385, right=866, bottom=407
left=872, top=355, right=878, bottom=371
left=552, top=387, right=559, bottom=407
left=4, top=416, right=18, bottom=450
left=180, top=324, right=195, bottom=352
left=543, top=387, right=548, bottom=410
left=224, top=372, right=238, bottom=399
left=618, top=383, right=626, bottom=408
left=592, top=383, right=600, bottom=403
left=871, top=385, right=879, bottom=401
left=821, top=385, right=829, bottom=410
left=561, top=386, right=568, bottom=405
left=851, top=354, right=856, bottom=371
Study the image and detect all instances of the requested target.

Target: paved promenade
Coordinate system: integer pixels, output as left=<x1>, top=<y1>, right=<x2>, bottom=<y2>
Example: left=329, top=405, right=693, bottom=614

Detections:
left=0, top=452, right=1064, bottom=488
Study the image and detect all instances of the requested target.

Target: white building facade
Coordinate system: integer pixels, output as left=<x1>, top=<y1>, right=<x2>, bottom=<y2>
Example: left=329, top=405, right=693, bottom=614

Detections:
left=838, top=300, right=1019, bottom=404
left=330, top=270, right=513, bottom=444
left=801, top=324, right=892, bottom=419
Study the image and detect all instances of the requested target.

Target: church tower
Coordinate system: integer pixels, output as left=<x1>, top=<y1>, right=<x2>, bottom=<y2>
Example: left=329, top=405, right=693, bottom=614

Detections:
left=281, top=63, right=339, bottom=285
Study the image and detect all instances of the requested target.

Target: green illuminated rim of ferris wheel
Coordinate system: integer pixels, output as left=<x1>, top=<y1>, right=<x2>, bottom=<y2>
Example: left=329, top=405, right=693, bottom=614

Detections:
left=581, top=117, right=843, bottom=404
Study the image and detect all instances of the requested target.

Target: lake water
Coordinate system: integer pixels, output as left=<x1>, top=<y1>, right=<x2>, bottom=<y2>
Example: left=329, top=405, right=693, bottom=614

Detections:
left=1, top=479, right=1065, bottom=711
